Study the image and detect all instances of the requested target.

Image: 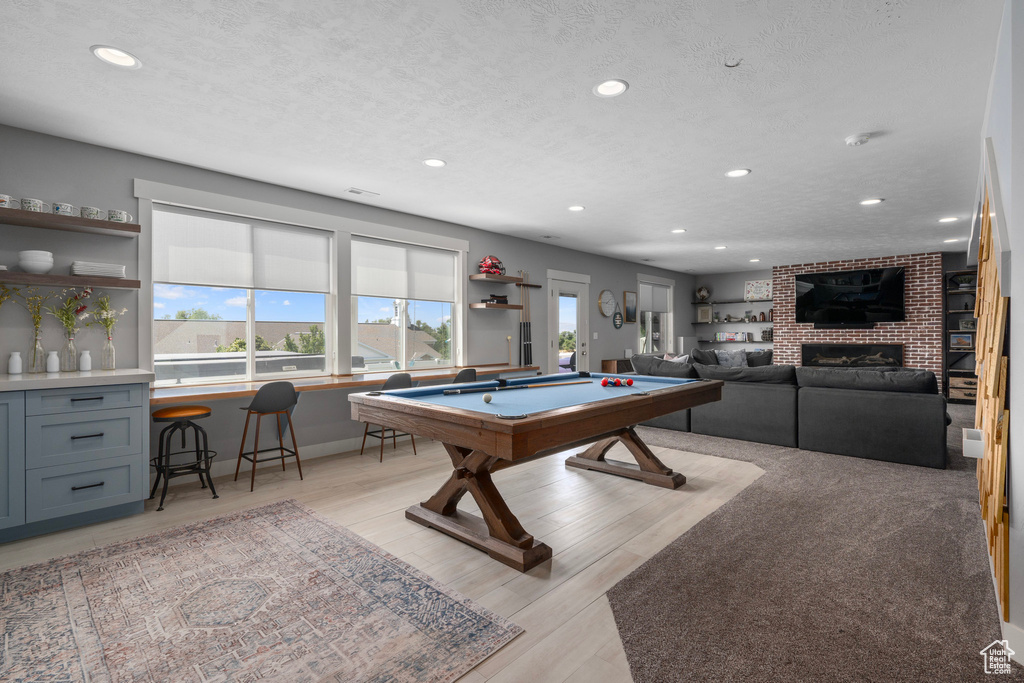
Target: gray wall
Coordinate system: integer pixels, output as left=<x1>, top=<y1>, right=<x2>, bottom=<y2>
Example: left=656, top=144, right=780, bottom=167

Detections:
left=982, top=0, right=1022, bottom=646
left=689, top=269, right=775, bottom=352
left=0, top=124, right=694, bottom=468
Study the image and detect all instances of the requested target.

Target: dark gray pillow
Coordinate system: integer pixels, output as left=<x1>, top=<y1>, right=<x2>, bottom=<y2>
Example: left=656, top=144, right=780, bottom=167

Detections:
left=715, top=349, right=748, bottom=368
left=746, top=350, right=773, bottom=367
left=694, top=363, right=797, bottom=384
left=647, top=357, right=698, bottom=378
left=630, top=354, right=658, bottom=375
left=795, top=367, right=938, bottom=393
left=689, top=348, right=719, bottom=365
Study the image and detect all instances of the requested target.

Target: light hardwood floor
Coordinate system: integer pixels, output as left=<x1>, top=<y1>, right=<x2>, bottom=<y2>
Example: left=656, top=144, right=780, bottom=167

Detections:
left=0, top=437, right=763, bottom=682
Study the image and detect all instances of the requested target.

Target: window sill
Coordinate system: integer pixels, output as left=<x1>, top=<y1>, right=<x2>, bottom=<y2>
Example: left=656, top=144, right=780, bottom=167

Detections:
left=149, top=364, right=541, bottom=405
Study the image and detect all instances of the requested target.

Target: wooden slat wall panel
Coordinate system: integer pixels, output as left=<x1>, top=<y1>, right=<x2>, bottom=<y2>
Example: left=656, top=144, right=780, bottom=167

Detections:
left=974, top=188, right=1011, bottom=622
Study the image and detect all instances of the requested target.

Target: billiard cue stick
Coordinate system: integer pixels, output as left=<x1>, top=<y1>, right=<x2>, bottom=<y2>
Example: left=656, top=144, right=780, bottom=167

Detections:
left=518, top=269, right=525, bottom=366
left=443, top=379, right=592, bottom=395
left=523, top=270, right=532, bottom=365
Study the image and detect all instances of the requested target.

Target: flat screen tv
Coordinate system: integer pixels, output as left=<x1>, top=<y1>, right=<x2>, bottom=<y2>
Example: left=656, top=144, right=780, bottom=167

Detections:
left=794, top=267, right=905, bottom=324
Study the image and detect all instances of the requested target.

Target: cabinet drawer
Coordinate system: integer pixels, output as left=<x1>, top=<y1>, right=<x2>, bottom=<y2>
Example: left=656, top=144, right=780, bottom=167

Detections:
left=949, top=376, right=978, bottom=389
left=949, top=387, right=978, bottom=401
left=26, top=455, right=142, bottom=523
left=26, top=408, right=142, bottom=469
left=26, top=384, right=143, bottom=416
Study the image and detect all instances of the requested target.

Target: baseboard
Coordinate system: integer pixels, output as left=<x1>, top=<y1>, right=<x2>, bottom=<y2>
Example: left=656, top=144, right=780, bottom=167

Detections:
left=203, top=436, right=366, bottom=480
left=1002, top=619, right=1024, bottom=665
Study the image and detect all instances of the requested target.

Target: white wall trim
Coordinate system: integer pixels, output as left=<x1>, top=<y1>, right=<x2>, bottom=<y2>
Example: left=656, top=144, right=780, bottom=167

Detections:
left=546, top=269, right=590, bottom=284
left=637, top=272, right=676, bottom=287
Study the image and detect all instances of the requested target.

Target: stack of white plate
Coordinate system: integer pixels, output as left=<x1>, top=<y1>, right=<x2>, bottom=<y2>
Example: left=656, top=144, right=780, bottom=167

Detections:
left=71, top=261, right=126, bottom=278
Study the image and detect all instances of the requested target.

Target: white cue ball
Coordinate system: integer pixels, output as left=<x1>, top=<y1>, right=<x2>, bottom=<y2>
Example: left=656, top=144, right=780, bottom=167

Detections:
left=483, top=393, right=493, bottom=403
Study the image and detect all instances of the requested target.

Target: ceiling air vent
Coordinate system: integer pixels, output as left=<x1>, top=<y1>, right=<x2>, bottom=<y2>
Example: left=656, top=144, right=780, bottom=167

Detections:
left=345, top=187, right=380, bottom=197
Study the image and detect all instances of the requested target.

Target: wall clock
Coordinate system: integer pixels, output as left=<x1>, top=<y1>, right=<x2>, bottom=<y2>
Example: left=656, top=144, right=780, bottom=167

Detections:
left=598, top=289, right=616, bottom=317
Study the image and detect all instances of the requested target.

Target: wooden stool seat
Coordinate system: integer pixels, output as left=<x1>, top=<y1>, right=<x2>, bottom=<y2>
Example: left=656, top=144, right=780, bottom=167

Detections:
left=153, top=405, right=212, bottom=422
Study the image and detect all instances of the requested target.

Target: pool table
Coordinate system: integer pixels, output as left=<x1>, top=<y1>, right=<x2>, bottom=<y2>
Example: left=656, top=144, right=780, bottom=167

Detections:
left=349, top=372, right=722, bottom=571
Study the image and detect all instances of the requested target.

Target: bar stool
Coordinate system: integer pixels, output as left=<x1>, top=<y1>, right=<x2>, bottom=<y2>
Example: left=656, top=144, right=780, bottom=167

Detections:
left=235, top=381, right=302, bottom=492
left=361, top=373, right=417, bottom=462
left=150, top=405, right=218, bottom=511
left=452, top=368, right=477, bottom=383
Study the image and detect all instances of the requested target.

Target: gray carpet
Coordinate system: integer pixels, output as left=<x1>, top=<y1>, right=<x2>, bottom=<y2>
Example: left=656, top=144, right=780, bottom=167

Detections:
left=608, top=405, right=1021, bottom=681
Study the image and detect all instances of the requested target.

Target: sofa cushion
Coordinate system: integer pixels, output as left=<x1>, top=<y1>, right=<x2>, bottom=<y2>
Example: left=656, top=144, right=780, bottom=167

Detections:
left=646, top=358, right=698, bottom=378
left=746, top=350, right=773, bottom=367
left=630, top=354, right=659, bottom=375
left=689, top=348, right=719, bottom=365
left=694, top=363, right=797, bottom=384
left=795, top=367, right=938, bottom=394
left=716, top=349, right=749, bottom=368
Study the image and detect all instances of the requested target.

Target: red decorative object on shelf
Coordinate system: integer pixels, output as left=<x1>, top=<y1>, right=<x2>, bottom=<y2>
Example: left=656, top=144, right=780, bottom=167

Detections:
left=478, top=255, right=505, bottom=275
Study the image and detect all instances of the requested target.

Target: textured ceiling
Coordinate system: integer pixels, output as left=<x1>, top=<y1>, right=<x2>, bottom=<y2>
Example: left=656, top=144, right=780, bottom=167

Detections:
left=0, top=0, right=1004, bottom=273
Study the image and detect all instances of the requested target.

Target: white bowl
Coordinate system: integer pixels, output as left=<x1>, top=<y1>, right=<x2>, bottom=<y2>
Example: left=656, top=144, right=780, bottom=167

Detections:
left=19, top=260, right=53, bottom=274
left=18, top=250, right=53, bottom=260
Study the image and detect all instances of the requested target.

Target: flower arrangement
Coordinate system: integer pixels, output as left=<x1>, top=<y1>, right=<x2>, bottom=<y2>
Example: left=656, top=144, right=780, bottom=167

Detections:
left=0, top=284, right=14, bottom=311
left=16, top=287, right=58, bottom=373
left=45, top=287, right=92, bottom=335
left=88, top=294, right=128, bottom=337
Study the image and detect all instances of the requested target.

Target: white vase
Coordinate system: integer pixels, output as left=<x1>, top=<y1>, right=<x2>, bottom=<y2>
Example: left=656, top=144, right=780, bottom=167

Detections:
left=79, top=350, right=92, bottom=372
left=45, top=350, right=59, bottom=373
left=8, top=352, right=22, bottom=375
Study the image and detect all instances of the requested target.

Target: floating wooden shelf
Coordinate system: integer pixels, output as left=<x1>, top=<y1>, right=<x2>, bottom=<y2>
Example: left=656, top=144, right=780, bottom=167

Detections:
left=0, top=272, right=140, bottom=290
left=947, top=348, right=976, bottom=353
left=470, top=273, right=521, bottom=284
left=947, top=288, right=977, bottom=294
left=0, top=207, right=140, bottom=237
left=469, top=303, right=523, bottom=310
left=696, top=321, right=773, bottom=325
left=516, top=282, right=543, bottom=288
left=697, top=340, right=772, bottom=345
left=691, top=298, right=772, bottom=305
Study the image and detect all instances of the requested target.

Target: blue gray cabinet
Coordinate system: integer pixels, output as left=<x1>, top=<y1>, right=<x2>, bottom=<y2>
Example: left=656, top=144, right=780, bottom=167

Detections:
left=0, top=392, right=25, bottom=531
left=0, top=382, right=148, bottom=543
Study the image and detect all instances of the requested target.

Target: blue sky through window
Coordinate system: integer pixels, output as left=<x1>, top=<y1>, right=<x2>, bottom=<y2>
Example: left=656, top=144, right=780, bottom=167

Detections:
left=154, top=284, right=324, bottom=322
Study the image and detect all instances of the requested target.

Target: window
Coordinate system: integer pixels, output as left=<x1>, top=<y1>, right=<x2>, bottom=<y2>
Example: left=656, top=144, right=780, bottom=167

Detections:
left=152, top=206, right=332, bottom=385
left=350, top=237, right=456, bottom=372
left=639, top=280, right=672, bottom=354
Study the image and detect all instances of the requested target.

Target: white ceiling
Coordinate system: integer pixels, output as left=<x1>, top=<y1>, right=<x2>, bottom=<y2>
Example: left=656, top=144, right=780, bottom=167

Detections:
left=1, top=1, right=1004, bottom=273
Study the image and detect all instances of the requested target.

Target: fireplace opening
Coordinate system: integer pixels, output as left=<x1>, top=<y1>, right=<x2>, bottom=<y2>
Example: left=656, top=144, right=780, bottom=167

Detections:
left=801, top=343, right=904, bottom=368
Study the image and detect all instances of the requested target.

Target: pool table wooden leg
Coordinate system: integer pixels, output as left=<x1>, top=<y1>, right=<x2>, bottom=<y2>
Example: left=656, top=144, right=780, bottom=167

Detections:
left=406, top=444, right=553, bottom=572
left=564, top=427, right=686, bottom=489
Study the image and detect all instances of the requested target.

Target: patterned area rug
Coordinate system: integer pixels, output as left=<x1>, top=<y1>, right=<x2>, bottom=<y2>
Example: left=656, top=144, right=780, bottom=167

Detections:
left=0, top=500, right=521, bottom=682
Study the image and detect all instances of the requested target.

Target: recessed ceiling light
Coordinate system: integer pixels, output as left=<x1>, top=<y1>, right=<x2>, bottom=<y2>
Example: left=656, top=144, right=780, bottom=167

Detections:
left=714, top=246, right=727, bottom=250
left=860, top=198, right=884, bottom=205
left=90, top=45, right=141, bottom=69
left=593, top=79, right=628, bottom=97
left=749, top=259, right=761, bottom=262
left=943, top=238, right=964, bottom=243
left=725, top=169, right=751, bottom=178
left=938, top=216, right=958, bottom=223
left=568, top=205, right=585, bottom=212
left=671, top=229, right=687, bottom=233
left=423, top=158, right=446, bottom=167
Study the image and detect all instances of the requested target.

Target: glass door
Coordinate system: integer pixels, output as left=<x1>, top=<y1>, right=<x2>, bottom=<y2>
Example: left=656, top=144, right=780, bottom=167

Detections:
left=548, top=278, right=589, bottom=374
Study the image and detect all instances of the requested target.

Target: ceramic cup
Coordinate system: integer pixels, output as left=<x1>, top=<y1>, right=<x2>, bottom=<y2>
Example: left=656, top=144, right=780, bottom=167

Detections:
left=21, top=198, right=50, bottom=213
left=0, top=194, right=17, bottom=209
left=52, top=202, right=76, bottom=216
left=108, top=209, right=134, bottom=223
left=80, top=206, right=105, bottom=220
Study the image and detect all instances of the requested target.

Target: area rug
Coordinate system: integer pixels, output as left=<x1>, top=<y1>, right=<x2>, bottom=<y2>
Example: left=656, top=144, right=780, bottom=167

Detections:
left=609, top=405, right=1021, bottom=681
left=0, top=499, right=521, bottom=682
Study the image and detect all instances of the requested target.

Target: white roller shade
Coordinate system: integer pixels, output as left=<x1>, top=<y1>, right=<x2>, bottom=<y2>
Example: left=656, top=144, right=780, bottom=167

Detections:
left=153, top=206, right=331, bottom=293
left=639, top=282, right=670, bottom=313
left=152, top=207, right=253, bottom=288
left=352, top=237, right=456, bottom=302
left=253, top=224, right=331, bottom=292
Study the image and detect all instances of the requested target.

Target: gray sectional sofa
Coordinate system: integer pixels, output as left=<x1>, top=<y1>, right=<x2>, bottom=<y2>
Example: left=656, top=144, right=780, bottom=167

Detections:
left=632, top=352, right=949, bottom=468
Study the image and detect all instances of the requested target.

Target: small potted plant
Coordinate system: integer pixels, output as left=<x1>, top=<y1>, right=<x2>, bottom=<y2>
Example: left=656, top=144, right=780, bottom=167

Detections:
left=45, top=287, right=92, bottom=371
left=88, top=293, right=129, bottom=370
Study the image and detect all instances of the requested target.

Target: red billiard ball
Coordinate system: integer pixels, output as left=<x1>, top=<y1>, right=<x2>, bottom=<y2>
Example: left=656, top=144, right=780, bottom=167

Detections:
left=626, top=378, right=633, bottom=386
left=614, top=378, right=622, bottom=386
left=601, top=378, right=609, bottom=387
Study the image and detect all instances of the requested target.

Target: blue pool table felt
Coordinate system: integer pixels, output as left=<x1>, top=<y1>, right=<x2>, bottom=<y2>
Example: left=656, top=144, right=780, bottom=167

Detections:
left=380, top=372, right=699, bottom=417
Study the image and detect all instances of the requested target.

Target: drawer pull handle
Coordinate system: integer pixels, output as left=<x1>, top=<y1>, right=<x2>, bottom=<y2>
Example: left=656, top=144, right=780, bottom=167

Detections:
left=71, top=481, right=105, bottom=491
left=70, top=396, right=104, bottom=403
left=71, top=432, right=104, bottom=441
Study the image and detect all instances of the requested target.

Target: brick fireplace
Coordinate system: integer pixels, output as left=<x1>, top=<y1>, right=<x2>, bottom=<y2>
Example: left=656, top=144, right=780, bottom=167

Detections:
left=772, top=253, right=944, bottom=386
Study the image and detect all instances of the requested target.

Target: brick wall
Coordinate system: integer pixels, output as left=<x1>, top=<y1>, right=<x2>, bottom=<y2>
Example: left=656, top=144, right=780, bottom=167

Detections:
left=772, top=253, right=944, bottom=386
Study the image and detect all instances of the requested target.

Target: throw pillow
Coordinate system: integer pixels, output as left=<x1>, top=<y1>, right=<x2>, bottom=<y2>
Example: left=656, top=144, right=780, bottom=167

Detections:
left=648, top=358, right=698, bottom=378
left=630, top=354, right=658, bottom=375
left=665, top=354, right=690, bottom=364
left=715, top=349, right=749, bottom=368
left=689, top=348, right=719, bottom=365
left=746, top=350, right=773, bottom=367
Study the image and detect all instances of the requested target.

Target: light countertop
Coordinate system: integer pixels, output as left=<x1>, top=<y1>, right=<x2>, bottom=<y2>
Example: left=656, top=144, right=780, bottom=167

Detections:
left=0, top=368, right=155, bottom=392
